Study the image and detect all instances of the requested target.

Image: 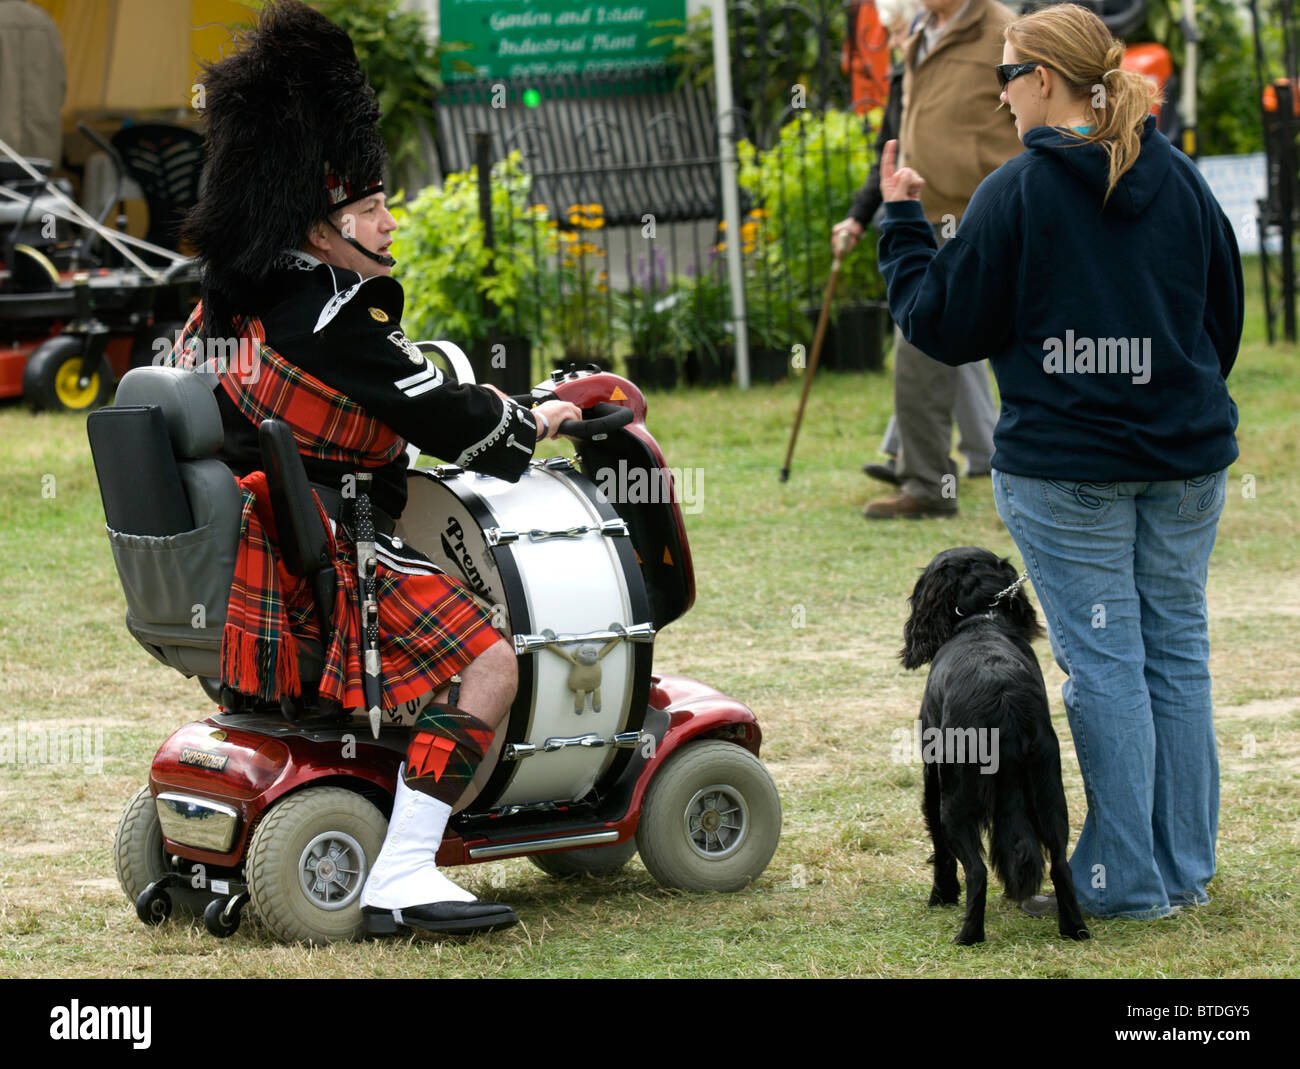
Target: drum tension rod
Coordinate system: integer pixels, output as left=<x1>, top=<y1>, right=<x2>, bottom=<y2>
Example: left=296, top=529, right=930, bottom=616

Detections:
left=512, top=621, right=655, bottom=655
left=486, top=518, right=628, bottom=546
left=505, top=730, right=644, bottom=762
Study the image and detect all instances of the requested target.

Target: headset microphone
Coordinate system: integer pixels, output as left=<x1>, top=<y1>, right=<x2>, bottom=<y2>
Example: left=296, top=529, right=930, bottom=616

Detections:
left=327, top=219, right=396, bottom=267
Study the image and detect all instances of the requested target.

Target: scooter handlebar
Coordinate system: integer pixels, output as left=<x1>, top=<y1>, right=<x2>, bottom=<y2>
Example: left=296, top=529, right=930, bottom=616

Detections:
left=557, top=402, right=634, bottom=441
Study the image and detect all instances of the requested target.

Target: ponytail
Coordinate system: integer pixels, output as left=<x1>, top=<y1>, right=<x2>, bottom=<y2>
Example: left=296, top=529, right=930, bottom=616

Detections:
left=1006, top=4, right=1157, bottom=206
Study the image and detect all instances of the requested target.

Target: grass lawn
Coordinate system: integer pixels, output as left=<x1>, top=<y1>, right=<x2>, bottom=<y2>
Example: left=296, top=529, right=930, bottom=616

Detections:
left=0, top=259, right=1295, bottom=979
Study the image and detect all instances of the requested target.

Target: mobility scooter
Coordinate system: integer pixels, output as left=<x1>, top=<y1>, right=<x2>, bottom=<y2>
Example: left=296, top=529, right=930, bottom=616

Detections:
left=90, top=354, right=781, bottom=943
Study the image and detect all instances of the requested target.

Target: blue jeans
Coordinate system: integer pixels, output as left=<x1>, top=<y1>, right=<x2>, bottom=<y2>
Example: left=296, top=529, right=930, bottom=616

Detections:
left=992, top=469, right=1227, bottom=919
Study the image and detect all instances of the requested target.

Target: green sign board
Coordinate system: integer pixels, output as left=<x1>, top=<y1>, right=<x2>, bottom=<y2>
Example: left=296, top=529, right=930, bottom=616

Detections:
left=440, top=1, right=686, bottom=81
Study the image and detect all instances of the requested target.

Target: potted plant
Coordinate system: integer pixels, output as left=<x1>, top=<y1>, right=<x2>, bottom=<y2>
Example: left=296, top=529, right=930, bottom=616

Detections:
left=390, top=152, right=548, bottom=391
left=743, top=268, right=799, bottom=384
left=677, top=254, right=735, bottom=386
left=738, top=110, right=889, bottom=372
left=541, top=203, right=614, bottom=371
left=618, top=250, right=682, bottom=391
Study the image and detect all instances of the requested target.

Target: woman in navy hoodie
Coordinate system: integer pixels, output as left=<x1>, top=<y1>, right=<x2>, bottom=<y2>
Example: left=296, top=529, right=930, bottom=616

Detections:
left=877, top=2, right=1242, bottom=921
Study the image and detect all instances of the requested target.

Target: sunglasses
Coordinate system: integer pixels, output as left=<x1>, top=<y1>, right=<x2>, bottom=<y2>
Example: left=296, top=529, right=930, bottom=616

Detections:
left=996, top=62, right=1040, bottom=89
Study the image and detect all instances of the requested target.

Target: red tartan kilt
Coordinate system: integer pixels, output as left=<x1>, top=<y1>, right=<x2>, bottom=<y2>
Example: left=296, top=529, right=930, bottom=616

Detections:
left=314, top=557, right=503, bottom=711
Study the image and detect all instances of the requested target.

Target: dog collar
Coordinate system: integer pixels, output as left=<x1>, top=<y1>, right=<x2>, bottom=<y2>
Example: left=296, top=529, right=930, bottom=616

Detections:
left=954, top=572, right=1029, bottom=617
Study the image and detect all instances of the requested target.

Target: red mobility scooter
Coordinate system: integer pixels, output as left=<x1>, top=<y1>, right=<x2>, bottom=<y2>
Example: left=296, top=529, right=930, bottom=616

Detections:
left=90, top=358, right=781, bottom=943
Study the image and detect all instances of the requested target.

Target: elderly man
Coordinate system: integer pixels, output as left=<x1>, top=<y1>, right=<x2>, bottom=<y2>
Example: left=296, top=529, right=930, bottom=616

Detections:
left=169, top=0, right=580, bottom=936
left=845, top=0, right=1023, bottom=518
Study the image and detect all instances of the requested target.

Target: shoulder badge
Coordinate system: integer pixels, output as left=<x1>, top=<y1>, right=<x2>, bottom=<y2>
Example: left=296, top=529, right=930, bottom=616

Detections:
left=369, top=307, right=389, bottom=323
left=388, top=329, right=424, bottom=364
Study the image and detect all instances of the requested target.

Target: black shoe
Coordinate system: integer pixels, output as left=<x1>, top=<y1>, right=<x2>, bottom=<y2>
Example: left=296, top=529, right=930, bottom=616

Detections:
left=862, top=459, right=900, bottom=486
left=362, top=901, right=518, bottom=935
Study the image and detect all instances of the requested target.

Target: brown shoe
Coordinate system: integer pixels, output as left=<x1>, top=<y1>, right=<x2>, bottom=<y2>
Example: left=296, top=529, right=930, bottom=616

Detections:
left=862, top=492, right=958, bottom=520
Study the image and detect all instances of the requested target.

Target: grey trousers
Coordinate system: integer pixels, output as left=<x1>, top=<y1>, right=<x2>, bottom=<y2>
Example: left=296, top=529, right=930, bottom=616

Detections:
left=876, top=227, right=996, bottom=506
left=889, top=328, right=996, bottom=506
left=878, top=358, right=995, bottom=473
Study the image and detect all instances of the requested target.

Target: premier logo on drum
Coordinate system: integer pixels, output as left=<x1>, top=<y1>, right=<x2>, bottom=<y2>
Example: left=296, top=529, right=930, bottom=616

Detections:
left=594, top=460, right=704, bottom=515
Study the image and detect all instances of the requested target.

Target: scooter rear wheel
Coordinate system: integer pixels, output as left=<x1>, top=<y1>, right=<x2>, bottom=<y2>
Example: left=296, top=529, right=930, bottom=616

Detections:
left=636, top=741, right=781, bottom=893
left=529, top=839, right=638, bottom=878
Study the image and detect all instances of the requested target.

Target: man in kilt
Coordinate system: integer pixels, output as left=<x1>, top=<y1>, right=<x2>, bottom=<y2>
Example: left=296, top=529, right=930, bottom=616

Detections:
left=170, top=0, right=581, bottom=935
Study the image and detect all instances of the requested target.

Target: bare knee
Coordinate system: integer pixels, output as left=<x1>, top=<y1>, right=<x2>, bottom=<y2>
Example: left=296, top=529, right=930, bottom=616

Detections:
left=457, top=639, right=517, bottom=728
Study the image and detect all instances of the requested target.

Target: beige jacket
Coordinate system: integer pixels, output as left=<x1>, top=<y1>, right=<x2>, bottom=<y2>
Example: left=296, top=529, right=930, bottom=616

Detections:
left=899, top=0, right=1023, bottom=224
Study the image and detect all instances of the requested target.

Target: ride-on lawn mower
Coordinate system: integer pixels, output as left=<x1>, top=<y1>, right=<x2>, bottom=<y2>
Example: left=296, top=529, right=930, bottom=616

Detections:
left=89, top=356, right=782, bottom=943
left=0, top=129, right=199, bottom=412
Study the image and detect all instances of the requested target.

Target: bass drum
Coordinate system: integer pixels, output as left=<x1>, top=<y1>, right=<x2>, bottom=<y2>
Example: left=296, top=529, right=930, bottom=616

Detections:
left=394, top=461, right=654, bottom=810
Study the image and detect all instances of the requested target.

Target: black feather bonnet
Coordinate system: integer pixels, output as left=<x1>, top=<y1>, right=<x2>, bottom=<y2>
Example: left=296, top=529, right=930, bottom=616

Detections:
left=185, top=0, right=387, bottom=340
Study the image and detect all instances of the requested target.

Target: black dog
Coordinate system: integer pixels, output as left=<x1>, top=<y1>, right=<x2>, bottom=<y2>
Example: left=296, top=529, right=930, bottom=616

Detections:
left=901, top=547, right=1090, bottom=945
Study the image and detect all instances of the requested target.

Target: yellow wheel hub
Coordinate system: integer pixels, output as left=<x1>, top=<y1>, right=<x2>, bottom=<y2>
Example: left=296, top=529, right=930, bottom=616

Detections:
left=53, top=359, right=101, bottom=409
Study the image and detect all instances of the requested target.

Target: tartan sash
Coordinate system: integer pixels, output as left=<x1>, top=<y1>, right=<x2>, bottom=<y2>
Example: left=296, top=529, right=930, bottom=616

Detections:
left=169, top=303, right=406, bottom=468
left=221, top=470, right=310, bottom=700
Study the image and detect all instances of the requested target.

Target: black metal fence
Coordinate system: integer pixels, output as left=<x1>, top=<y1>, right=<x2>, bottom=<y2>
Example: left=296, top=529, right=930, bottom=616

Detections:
left=422, top=1, right=892, bottom=388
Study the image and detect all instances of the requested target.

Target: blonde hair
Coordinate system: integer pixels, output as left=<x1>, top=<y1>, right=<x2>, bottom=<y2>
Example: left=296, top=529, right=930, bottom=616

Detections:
left=1005, top=3, right=1157, bottom=205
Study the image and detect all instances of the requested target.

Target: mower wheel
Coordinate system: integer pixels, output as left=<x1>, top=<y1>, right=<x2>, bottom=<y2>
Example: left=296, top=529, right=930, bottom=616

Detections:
left=636, top=741, right=781, bottom=893
left=245, top=787, right=387, bottom=944
left=22, top=335, right=111, bottom=412
left=529, top=839, right=638, bottom=878
left=114, top=784, right=210, bottom=921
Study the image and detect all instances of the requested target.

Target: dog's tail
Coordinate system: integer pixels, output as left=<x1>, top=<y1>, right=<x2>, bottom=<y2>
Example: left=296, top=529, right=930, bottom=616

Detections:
left=991, top=773, right=1045, bottom=901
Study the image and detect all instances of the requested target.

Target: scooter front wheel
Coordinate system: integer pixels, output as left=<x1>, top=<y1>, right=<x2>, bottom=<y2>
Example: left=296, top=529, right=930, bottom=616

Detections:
left=114, top=784, right=212, bottom=923
left=245, top=787, right=387, bottom=944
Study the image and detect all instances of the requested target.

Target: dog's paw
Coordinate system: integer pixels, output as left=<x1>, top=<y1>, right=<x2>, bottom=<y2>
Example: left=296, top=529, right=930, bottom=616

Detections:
left=1062, top=924, right=1091, bottom=941
left=929, top=886, right=960, bottom=907
left=954, top=927, right=985, bottom=946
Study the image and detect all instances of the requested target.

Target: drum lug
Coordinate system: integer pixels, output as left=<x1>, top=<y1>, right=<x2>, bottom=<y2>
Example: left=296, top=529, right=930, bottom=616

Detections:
left=538, top=456, right=575, bottom=471
left=432, top=464, right=464, bottom=479
left=485, top=527, right=520, bottom=546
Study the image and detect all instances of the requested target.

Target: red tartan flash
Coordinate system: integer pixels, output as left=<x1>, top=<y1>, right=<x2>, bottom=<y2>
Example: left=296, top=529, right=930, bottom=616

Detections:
left=408, top=732, right=457, bottom=781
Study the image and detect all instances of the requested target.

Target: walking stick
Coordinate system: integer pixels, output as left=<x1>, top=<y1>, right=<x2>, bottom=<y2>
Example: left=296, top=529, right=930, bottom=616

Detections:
left=779, top=230, right=851, bottom=482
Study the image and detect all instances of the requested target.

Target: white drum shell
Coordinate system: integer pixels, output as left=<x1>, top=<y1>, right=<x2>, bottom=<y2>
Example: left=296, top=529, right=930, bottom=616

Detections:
left=395, top=464, right=649, bottom=807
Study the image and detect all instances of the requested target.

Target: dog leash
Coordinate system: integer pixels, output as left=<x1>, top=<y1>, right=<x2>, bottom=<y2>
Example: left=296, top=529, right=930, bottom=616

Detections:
left=954, top=572, right=1029, bottom=616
